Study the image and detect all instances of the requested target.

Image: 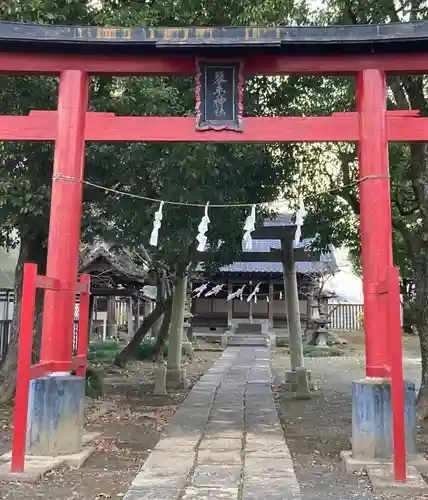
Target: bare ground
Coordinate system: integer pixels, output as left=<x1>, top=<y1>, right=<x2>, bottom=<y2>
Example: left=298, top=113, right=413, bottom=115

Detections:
left=272, top=330, right=428, bottom=500
left=0, top=344, right=221, bottom=500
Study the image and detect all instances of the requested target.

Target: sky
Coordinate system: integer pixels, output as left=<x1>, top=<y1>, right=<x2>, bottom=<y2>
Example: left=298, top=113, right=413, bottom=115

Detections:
left=325, top=248, right=363, bottom=304
left=272, top=203, right=364, bottom=304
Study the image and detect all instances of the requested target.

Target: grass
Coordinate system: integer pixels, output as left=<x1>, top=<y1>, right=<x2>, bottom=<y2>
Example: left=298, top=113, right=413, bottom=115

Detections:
left=303, top=343, right=344, bottom=357
left=88, top=340, right=121, bottom=363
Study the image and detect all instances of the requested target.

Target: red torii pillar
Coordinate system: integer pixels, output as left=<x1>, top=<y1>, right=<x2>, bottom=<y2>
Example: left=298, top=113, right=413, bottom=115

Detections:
left=349, top=69, right=415, bottom=475
left=18, top=71, right=89, bottom=459
left=357, top=68, right=393, bottom=378
left=40, top=70, right=88, bottom=366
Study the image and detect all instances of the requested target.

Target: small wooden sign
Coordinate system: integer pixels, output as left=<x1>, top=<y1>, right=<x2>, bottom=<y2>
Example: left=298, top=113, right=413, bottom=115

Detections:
left=195, top=60, right=244, bottom=131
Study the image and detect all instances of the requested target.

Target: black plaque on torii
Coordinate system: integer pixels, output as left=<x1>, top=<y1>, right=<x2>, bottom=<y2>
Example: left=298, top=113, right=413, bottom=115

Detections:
left=195, top=60, right=244, bottom=131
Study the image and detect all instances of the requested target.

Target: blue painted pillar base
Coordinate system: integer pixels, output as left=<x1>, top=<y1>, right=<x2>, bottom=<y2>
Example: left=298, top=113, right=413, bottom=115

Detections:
left=26, top=375, right=85, bottom=456
left=352, top=378, right=417, bottom=460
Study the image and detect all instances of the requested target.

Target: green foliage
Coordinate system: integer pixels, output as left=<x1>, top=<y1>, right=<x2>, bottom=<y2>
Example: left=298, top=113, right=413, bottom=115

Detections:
left=88, top=340, right=121, bottom=363
left=0, top=0, right=308, bottom=277
left=89, top=340, right=121, bottom=352
left=136, top=339, right=165, bottom=361
left=303, top=344, right=344, bottom=357
left=85, top=365, right=105, bottom=398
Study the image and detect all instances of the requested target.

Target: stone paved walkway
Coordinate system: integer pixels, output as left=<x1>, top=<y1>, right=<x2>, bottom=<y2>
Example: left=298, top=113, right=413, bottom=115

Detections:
left=124, top=346, right=301, bottom=500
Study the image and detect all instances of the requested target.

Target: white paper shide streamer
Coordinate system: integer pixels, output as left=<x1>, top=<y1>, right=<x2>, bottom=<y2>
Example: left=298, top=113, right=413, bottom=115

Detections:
left=149, top=201, right=164, bottom=247
left=192, top=283, right=208, bottom=298
left=205, top=284, right=224, bottom=297
left=196, top=202, right=210, bottom=252
left=242, top=205, right=256, bottom=251
left=247, top=282, right=261, bottom=303
left=227, top=284, right=246, bottom=301
left=294, top=199, right=307, bottom=244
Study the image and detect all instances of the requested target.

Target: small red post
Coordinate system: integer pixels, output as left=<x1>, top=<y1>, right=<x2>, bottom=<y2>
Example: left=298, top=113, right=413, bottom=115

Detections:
left=40, top=70, right=89, bottom=365
left=357, top=69, right=393, bottom=378
left=388, top=267, right=406, bottom=481
left=11, top=264, right=37, bottom=473
left=76, top=274, right=90, bottom=377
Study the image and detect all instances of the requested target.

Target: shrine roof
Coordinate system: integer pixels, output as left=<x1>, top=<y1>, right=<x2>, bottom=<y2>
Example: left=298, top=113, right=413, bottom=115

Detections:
left=2, top=21, right=428, bottom=55
left=79, top=239, right=150, bottom=289
left=219, top=238, right=334, bottom=276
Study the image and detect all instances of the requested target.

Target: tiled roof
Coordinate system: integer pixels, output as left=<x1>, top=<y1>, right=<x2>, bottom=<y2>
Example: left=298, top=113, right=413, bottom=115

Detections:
left=219, top=237, right=335, bottom=275
left=220, top=260, right=324, bottom=274
left=263, top=213, right=294, bottom=227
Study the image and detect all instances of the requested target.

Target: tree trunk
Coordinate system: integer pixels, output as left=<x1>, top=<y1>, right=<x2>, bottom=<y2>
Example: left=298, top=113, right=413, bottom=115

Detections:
left=414, top=245, right=428, bottom=419
left=113, top=296, right=172, bottom=367
left=406, top=142, right=428, bottom=419
left=167, top=272, right=187, bottom=373
left=0, top=232, right=47, bottom=403
left=151, top=271, right=165, bottom=337
left=153, top=301, right=172, bottom=360
left=417, top=322, right=428, bottom=419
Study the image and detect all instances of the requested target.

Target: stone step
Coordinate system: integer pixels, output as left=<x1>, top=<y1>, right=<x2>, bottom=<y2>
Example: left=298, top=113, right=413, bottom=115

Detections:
left=235, top=323, right=262, bottom=335
left=227, top=336, right=269, bottom=347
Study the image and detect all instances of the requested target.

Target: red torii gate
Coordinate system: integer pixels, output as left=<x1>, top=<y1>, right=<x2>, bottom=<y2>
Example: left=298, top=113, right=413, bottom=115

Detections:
left=2, top=22, right=426, bottom=482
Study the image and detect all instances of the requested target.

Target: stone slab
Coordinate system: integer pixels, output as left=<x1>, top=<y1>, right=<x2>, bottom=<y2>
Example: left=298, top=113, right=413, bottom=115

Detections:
left=198, top=449, right=242, bottom=465
left=122, top=346, right=300, bottom=500
left=182, top=487, right=239, bottom=499
left=192, top=465, right=242, bottom=488
left=132, top=471, right=188, bottom=490
left=199, top=438, right=242, bottom=450
left=368, top=465, right=428, bottom=495
left=62, top=445, right=96, bottom=468
left=123, top=487, right=181, bottom=500
left=242, top=485, right=302, bottom=500
left=204, top=430, right=243, bottom=440
left=155, top=437, right=198, bottom=451
left=244, top=456, right=295, bottom=474
left=340, top=450, right=428, bottom=474
left=142, top=451, right=194, bottom=470
left=0, top=458, right=64, bottom=483
left=0, top=445, right=95, bottom=468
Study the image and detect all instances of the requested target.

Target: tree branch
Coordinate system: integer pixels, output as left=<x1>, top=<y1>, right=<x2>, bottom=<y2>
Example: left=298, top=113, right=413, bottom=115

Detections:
left=393, top=184, right=419, bottom=216
left=392, top=217, right=417, bottom=267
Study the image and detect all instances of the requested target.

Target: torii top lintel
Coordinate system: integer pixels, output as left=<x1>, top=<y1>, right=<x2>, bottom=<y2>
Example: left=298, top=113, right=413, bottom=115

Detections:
left=3, top=21, right=428, bottom=75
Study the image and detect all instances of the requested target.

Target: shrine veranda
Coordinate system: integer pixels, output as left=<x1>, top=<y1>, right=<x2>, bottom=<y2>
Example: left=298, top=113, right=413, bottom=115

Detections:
left=1, top=20, right=428, bottom=482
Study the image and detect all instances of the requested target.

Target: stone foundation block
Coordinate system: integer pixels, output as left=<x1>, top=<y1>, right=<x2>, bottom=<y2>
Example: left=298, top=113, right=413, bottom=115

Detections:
left=351, top=378, right=416, bottom=460
left=26, top=375, right=85, bottom=456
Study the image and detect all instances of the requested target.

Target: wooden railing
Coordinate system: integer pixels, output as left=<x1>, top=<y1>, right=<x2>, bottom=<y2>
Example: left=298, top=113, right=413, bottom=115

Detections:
left=328, top=303, right=363, bottom=331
